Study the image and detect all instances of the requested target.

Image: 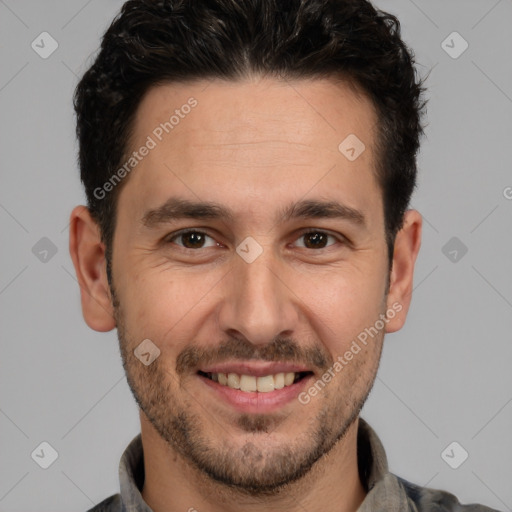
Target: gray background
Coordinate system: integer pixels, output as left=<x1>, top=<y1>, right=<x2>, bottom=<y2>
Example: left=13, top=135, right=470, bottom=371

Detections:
left=0, top=0, right=511, bottom=510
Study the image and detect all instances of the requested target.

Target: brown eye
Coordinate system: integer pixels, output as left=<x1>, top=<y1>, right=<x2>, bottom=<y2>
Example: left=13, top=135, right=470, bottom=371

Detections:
left=295, top=231, right=338, bottom=250
left=168, top=230, right=217, bottom=249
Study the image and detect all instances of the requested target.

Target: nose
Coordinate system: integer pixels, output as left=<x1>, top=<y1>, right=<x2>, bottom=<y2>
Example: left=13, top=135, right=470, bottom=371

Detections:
left=216, top=247, right=300, bottom=347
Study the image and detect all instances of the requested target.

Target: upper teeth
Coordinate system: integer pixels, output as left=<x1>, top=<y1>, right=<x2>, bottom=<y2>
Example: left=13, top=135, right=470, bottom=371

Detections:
left=211, top=372, right=296, bottom=392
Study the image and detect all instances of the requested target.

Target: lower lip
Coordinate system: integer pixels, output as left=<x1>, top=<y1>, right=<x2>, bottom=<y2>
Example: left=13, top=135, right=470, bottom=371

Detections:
left=199, top=374, right=313, bottom=414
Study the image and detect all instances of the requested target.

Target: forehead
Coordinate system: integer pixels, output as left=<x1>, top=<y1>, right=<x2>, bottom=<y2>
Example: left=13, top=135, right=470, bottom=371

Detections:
left=117, top=77, right=382, bottom=230
left=131, top=76, right=376, bottom=152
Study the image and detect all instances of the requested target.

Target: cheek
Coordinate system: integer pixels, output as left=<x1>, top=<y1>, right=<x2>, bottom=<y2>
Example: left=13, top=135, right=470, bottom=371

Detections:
left=119, top=268, right=219, bottom=342
left=304, top=266, right=387, bottom=351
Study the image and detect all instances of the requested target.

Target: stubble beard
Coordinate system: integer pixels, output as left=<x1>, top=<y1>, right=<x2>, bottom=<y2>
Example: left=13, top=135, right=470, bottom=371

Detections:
left=111, top=287, right=383, bottom=496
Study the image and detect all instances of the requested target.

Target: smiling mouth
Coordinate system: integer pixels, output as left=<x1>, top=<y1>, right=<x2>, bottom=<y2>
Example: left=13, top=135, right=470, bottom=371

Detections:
left=198, top=371, right=312, bottom=392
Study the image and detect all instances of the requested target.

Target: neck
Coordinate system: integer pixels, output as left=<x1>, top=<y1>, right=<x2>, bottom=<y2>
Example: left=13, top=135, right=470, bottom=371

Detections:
left=140, top=412, right=366, bottom=512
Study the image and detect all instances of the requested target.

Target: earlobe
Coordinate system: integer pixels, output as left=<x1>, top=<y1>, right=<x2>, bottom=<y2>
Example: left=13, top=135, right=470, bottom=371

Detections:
left=68, top=205, right=117, bottom=332
left=385, top=209, right=422, bottom=333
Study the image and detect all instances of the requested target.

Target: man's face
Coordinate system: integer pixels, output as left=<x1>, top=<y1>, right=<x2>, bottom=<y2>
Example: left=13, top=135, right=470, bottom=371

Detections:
left=111, top=77, right=390, bottom=492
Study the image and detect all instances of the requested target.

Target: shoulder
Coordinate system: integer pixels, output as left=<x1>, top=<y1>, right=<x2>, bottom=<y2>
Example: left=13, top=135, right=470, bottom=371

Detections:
left=396, top=475, right=503, bottom=512
left=85, top=493, right=122, bottom=512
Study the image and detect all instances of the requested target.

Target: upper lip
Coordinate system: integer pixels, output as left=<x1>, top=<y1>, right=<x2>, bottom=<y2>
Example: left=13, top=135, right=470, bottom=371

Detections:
left=198, top=361, right=311, bottom=377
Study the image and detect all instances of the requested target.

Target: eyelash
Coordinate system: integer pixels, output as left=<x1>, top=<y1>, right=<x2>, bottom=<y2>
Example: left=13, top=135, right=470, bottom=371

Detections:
left=165, top=228, right=345, bottom=251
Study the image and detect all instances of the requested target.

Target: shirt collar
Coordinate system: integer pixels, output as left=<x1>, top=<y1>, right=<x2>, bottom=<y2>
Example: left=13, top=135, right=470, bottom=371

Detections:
left=118, top=417, right=411, bottom=511
left=118, top=432, right=152, bottom=512
left=356, top=417, right=412, bottom=511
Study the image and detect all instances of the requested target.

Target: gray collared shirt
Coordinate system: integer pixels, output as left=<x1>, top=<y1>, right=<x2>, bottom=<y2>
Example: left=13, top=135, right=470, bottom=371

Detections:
left=87, top=418, right=501, bottom=512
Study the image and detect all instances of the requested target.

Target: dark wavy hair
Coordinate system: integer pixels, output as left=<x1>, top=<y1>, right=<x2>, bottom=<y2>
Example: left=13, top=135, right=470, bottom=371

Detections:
left=74, top=0, right=427, bottom=278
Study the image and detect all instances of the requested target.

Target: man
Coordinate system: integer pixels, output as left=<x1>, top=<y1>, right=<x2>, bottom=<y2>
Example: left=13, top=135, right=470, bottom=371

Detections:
left=68, top=0, right=500, bottom=510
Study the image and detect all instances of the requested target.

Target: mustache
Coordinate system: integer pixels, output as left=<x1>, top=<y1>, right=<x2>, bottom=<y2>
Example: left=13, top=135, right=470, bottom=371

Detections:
left=175, top=335, right=332, bottom=376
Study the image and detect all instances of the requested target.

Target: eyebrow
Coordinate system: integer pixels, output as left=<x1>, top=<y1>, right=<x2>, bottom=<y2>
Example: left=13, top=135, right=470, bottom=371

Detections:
left=141, top=197, right=366, bottom=228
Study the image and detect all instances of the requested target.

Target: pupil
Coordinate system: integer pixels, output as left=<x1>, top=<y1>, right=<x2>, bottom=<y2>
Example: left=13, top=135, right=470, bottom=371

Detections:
left=183, top=232, right=204, bottom=248
left=305, top=232, right=326, bottom=249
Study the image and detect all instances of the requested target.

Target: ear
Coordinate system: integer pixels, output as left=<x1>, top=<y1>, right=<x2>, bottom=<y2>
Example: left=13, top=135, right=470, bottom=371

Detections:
left=68, top=205, right=116, bottom=332
left=385, top=209, right=422, bottom=333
